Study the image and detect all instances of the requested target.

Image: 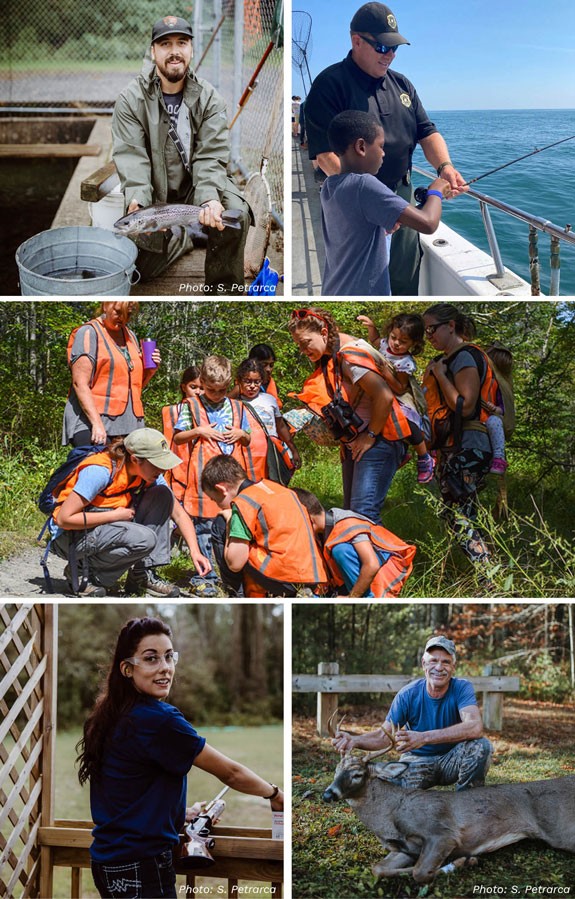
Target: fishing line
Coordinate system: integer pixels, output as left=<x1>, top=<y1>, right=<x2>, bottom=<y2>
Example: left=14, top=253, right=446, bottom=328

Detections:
left=415, top=133, right=575, bottom=204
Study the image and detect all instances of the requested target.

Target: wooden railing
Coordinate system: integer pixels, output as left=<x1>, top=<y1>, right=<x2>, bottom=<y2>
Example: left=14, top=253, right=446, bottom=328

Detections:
left=293, top=661, right=520, bottom=735
left=38, top=820, right=283, bottom=899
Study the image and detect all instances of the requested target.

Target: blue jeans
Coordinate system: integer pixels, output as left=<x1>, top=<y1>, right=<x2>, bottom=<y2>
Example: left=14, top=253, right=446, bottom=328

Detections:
left=190, top=517, right=218, bottom=585
left=91, top=849, right=176, bottom=898
left=342, top=436, right=406, bottom=523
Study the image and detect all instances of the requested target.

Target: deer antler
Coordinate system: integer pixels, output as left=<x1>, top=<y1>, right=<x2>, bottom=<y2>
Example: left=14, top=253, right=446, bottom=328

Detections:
left=327, top=708, right=349, bottom=739
left=362, top=722, right=398, bottom=762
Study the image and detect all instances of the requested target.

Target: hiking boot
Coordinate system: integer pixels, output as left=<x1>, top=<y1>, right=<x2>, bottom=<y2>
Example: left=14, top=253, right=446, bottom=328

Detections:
left=125, top=568, right=180, bottom=597
left=489, top=458, right=508, bottom=475
left=417, top=453, right=436, bottom=484
left=189, top=580, right=222, bottom=598
left=63, top=564, right=106, bottom=597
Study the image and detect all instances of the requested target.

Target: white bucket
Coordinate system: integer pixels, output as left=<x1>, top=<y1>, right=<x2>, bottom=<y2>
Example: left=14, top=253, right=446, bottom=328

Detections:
left=89, top=184, right=125, bottom=231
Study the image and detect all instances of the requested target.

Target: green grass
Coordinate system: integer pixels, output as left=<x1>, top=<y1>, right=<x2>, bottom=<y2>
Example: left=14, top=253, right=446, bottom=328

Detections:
left=292, top=711, right=575, bottom=899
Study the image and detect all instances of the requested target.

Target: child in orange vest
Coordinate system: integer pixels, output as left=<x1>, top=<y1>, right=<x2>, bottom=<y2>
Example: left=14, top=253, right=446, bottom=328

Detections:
left=294, top=488, right=415, bottom=598
left=201, top=455, right=329, bottom=598
left=172, top=356, right=252, bottom=597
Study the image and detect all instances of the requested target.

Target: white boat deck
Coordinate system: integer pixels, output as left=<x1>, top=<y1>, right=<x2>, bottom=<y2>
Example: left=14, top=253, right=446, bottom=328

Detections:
left=291, top=140, right=534, bottom=297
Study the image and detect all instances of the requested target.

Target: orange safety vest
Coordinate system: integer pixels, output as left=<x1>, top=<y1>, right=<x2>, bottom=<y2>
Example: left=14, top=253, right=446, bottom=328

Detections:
left=51, top=452, right=146, bottom=526
left=242, top=403, right=295, bottom=485
left=422, top=343, right=497, bottom=450
left=291, top=343, right=412, bottom=443
left=67, top=318, right=144, bottom=418
left=162, top=401, right=189, bottom=503
left=232, top=480, right=329, bottom=586
left=323, top=512, right=416, bottom=598
left=176, top=396, right=259, bottom=519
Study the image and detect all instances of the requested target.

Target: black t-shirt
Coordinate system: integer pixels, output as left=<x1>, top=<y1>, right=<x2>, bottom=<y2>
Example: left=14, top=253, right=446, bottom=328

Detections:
left=305, top=52, right=437, bottom=188
left=163, top=90, right=183, bottom=128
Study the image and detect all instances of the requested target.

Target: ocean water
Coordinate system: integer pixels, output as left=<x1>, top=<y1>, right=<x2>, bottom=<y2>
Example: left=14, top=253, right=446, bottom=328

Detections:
left=412, top=109, right=575, bottom=296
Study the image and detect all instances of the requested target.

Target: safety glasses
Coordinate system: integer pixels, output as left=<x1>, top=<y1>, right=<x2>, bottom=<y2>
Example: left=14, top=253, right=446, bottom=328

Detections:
left=359, top=35, right=398, bottom=55
left=124, top=651, right=179, bottom=669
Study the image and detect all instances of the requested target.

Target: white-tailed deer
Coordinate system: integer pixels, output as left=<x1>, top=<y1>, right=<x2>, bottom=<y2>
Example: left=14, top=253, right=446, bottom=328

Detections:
left=323, top=711, right=575, bottom=883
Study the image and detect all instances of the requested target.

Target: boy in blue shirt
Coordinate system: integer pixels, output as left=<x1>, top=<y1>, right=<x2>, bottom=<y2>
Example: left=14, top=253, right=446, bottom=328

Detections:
left=321, top=110, right=450, bottom=296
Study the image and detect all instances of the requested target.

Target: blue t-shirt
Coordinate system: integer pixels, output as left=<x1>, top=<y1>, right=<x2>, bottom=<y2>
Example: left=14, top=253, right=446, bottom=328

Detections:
left=90, top=695, right=206, bottom=862
left=386, top=677, right=477, bottom=756
left=320, top=172, right=408, bottom=296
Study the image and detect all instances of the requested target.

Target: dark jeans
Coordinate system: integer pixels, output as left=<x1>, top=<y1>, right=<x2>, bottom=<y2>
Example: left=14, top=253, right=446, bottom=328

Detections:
left=342, top=436, right=406, bottom=523
left=91, top=849, right=176, bottom=898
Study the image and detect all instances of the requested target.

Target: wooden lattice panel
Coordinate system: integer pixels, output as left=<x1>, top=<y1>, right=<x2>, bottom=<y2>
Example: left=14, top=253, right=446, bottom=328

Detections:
left=0, top=605, right=57, bottom=899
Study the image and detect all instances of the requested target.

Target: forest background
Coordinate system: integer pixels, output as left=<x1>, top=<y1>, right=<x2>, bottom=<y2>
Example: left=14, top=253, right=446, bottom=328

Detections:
left=0, top=299, right=574, bottom=598
left=291, top=603, right=575, bottom=898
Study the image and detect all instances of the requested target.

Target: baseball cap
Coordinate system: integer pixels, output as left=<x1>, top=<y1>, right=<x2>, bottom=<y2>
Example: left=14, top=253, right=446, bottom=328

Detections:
left=424, top=636, right=456, bottom=658
left=151, top=16, right=194, bottom=43
left=350, top=3, right=409, bottom=47
left=124, top=428, right=182, bottom=470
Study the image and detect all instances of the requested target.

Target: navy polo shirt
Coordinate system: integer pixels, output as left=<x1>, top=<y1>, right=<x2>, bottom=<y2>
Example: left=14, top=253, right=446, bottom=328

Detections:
left=90, top=695, right=206, bottom=862
left=305, top=52, right=437, bottom=188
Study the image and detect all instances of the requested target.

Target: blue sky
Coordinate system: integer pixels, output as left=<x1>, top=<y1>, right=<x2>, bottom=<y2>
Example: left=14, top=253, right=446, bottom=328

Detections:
left=291, top=0, right=575, bottom=109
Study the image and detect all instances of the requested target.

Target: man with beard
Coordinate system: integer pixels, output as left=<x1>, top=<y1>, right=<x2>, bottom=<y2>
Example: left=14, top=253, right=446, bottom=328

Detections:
left=112, top=16, right=250, bottom=293
left=332, top=636, right=493, bottom=790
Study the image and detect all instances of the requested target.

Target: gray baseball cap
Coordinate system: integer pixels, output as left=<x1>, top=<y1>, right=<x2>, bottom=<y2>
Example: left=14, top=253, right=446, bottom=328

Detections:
left=425, top=636, right=456, bottom=658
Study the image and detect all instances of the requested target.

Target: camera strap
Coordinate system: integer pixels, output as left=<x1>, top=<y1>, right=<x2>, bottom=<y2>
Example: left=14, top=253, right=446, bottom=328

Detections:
left=320, top=338, right=344, bottom=401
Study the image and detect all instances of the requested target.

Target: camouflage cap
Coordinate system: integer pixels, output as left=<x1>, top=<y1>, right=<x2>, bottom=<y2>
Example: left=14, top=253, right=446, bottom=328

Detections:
left=424, top=636, right=456, bottom=658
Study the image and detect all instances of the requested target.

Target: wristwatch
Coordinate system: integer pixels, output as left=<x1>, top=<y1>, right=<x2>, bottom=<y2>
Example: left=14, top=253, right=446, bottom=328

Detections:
left=263, top=783, right=279, bottom=800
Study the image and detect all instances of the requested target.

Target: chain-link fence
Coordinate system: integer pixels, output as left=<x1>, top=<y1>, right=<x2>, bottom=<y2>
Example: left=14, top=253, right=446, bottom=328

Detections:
left=0, top=0, right=283, bottom=218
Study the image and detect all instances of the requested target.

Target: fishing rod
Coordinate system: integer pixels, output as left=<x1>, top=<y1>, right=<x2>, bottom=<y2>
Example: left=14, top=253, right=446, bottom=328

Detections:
left=461, top=133, right=575, bottom=188
left=414, top=133, right=575, bottom=204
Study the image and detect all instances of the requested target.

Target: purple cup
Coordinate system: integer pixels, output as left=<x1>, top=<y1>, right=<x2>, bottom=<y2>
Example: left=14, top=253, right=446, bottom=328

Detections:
left=142, top=338, right=157, bottom=369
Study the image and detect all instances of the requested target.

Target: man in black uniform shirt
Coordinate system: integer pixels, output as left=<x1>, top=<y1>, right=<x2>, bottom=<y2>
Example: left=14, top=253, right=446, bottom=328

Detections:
left=305, top=2, right=467, bottom=295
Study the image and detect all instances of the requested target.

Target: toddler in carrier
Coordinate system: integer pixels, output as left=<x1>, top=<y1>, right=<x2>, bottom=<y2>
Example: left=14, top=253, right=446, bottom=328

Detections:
left=357, top=312, right=434, bottom=484
left=483, top=343, right=514, bottom=475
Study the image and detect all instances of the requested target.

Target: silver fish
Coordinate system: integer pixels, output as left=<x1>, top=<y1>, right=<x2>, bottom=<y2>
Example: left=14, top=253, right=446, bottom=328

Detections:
left=113, top=203, right=243, bottom=238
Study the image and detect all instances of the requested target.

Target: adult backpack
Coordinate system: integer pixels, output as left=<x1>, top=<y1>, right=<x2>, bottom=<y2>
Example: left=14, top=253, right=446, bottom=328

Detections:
left=38, top=444, right=108, bottom=514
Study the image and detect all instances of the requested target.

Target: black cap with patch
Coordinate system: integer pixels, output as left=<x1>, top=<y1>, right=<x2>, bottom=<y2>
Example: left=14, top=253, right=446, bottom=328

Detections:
left=350, top=3, right=409, bottom=47
left=151, top=16, right=194, bottom=43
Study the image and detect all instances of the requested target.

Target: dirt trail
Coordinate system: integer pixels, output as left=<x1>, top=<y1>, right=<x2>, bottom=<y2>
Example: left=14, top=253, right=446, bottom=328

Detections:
left=0, top=543, right=70, bottom=597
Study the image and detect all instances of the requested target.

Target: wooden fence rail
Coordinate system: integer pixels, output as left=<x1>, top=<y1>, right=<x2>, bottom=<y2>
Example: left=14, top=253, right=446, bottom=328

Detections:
left=293, top=662, right=520, bottom=735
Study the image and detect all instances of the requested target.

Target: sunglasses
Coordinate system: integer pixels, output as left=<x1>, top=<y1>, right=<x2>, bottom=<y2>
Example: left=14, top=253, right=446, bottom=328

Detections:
left=359, top=34, right=398, bottom=55
left=290, top=309, right=329, bottom=326
left=424, top=321, right=450, bottom=337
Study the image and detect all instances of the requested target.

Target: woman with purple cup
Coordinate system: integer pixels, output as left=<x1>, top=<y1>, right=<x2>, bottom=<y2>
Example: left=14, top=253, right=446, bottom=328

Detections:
left=63, top=301, right=161, bottom=447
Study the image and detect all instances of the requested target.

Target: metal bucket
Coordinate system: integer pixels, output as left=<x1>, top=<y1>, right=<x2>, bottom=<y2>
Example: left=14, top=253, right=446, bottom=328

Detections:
left=16, top=226, right=139, bottom=296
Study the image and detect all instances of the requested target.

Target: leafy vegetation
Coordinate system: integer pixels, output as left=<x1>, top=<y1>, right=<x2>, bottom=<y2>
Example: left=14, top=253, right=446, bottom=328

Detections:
left=0, top=300, right=574, bottom=596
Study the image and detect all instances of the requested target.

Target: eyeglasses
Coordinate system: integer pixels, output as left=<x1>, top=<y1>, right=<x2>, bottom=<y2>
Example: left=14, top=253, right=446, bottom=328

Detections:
left=424, top=322, right=450, bottom=337
left=124, top=651, right=179, bottom=668
left=359, top=34, right=398, bottom=55
left=290, top=309, right=329, bottom=326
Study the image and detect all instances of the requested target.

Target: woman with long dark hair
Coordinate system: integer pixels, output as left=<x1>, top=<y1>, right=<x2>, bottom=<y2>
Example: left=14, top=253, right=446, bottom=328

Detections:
left=78, top=616, right=283, bottom=899
left=422, top=302, right=494, bottom=576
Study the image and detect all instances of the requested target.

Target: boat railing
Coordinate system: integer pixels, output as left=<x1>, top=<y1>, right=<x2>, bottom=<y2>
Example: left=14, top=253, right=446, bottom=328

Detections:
left=413, top=165, right=574, bottom=295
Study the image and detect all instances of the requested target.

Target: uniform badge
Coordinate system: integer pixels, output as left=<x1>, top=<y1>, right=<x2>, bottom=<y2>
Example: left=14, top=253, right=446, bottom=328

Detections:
left=387, top=14, right=397, bottom=29
left=163, top=16, right=178, bottom=26
left=400, top=93, right=412, bottom=107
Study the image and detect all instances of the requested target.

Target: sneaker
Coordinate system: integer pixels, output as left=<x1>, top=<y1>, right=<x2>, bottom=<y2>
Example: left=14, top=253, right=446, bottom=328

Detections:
left=417, top=453, right=436, bottom=484
left=63, top=564, right=106, bottom=597
left=490, top=458, right=508, bottom=475
left=125, top=568, right=180, bottom=597
left=189, top=581, right=222, bottom=598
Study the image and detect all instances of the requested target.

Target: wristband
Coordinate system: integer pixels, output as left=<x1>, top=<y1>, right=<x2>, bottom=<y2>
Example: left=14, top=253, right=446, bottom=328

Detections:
left=426, top=190, right=444, bottom=201
left=436, top=161, right=453, bottom=176
left=366, top=429, right=377, bottom=440
left=263, top=784, right=279, bottom=800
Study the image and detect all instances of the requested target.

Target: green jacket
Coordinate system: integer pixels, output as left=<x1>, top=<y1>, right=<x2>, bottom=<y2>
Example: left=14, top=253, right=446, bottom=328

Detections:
left=112, top=67, right=244, bottom=210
